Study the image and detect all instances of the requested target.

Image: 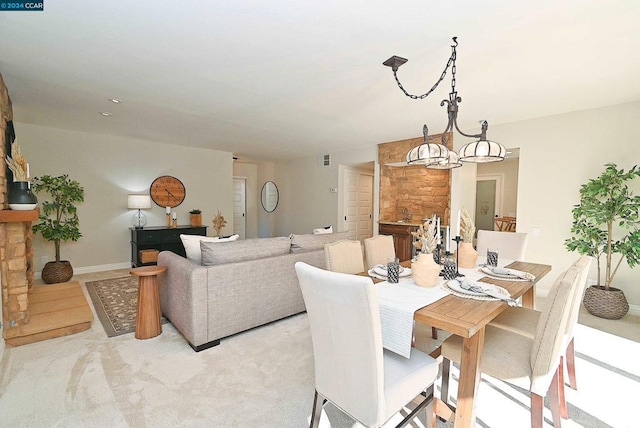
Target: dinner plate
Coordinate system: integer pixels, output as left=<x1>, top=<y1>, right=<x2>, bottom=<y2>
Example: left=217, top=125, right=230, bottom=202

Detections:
left=373, top=265, right=411, bottom=277
left=446, top=280, right=503, bottom=296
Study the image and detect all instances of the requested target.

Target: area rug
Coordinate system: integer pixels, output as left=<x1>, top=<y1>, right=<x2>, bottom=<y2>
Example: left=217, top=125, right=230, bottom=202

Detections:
left=85, top=276, right=167, bottom=337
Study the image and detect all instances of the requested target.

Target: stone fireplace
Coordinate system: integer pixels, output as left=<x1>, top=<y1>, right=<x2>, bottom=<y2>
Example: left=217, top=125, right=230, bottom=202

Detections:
left=0, top=72, right=92, bottom=346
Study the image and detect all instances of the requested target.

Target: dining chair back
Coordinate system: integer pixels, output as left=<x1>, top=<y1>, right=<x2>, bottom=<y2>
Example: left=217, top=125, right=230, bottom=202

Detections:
left=440, top=265, right=582, bottom=427
left=363, top=235, right=396, bottom=269
left=476, top=230, right=529, bottom=261
left=294, top=262, right=439, bottom=427
left=324, top=239, right=365, bottom=274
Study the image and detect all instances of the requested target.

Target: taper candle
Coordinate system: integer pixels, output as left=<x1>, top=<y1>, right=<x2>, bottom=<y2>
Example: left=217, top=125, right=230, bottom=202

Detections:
left=446, top=226, right=450, bottom=252
left=437, top=217, right=441, bottom=243
left=166, top=206, right=171, bottom=214
left=456, top=209, right=461, bottom=237
left=172, top=211, right=177, bottom=220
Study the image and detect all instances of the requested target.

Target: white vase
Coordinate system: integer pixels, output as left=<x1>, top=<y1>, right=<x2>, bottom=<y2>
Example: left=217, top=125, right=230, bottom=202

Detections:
left=411, top=253, right=441, bottom=287
left=456, top=242, right=478, bottom=268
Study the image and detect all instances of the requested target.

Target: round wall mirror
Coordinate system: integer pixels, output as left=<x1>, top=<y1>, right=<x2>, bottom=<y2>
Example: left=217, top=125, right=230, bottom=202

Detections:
left=261, top=181, right=279, bottom=213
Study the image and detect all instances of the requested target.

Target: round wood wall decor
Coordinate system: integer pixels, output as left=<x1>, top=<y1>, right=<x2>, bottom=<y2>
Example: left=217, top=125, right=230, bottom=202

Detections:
left=150, top=175, right=186, bottom=208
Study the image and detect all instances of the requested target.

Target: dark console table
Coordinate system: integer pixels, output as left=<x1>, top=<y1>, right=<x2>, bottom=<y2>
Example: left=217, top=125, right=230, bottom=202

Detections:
left=130, top=226, right=207, bottom=267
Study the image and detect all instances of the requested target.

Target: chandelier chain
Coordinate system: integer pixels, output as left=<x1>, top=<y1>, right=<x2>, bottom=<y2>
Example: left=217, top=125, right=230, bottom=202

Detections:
left=392, top=47, right=456, bottom=100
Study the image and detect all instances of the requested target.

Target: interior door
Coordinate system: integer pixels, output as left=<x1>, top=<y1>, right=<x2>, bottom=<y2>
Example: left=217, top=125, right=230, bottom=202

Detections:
left=343, top=169, right=373, bottom=242
left=475, top=180, right=496, bottom=233
left=233, top=178, right=246, bottom=239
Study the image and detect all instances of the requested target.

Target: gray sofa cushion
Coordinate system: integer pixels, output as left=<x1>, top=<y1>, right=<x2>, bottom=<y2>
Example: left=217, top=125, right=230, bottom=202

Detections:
left=290, top=231, right=350, bottom=252
left=201, top=236, right=291, bottom=266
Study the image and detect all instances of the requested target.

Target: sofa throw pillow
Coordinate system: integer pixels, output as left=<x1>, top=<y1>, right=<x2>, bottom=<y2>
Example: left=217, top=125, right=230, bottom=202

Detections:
left=180, top=234, right=239, bottom=264
left=201, top=236, right=291, bottom=266
left=290, top=231, right=350, bottom=252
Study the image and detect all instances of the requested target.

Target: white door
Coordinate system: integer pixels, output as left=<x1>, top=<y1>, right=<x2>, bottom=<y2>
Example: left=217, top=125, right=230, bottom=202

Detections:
left=343, top=170, right=373, bottom=242
left=233, top=178, right=246, bottom=239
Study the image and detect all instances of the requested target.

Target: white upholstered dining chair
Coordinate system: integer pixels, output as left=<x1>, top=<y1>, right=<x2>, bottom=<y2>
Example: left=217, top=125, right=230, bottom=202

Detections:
left=440, top=265, right=582, bottom=428
left=363, top=235, right=396, bottom=269
left=324, top=239, right=365, bottom=274
left=476, top=230, right=529, bottom=261
left=294, top=262, right=439, bottom=428
left=488, top=255, right=592, bottom=419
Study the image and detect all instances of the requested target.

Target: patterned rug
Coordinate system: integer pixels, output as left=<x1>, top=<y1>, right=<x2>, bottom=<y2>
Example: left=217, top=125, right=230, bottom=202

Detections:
left=85, top=276, right=167, bottom=337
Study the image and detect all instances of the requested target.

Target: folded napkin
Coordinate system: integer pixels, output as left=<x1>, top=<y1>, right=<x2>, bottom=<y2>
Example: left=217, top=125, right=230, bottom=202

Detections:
left=479, top=266, right=534, bottom=281
left=457, top=279, right=518, bottom=306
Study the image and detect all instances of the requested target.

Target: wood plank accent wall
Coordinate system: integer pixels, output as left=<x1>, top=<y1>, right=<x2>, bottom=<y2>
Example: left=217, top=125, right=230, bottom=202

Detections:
left=378, top=132, right=453, bottom=225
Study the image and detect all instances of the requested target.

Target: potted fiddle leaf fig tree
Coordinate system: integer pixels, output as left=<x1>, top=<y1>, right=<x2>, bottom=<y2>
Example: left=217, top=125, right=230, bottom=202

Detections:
left=565, top=163, right=640, bottom=319
left=32, top=174, right=85, bottom=284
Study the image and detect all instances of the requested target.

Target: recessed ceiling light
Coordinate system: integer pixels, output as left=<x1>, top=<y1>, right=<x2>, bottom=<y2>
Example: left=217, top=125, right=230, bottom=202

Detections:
left=506, top=151, right=512, bottom=154
left=108, top=98, right=122, bottom=104
left=100, top=112, right=112, bottom=116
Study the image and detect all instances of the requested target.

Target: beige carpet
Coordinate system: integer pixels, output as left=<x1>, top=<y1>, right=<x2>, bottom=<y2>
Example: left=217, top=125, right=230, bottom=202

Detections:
left=1, top=274, right=639, bottom=427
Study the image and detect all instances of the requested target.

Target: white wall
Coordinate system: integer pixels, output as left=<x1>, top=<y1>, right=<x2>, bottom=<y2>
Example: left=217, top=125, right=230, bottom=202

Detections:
left=17, top=123, right=234, bottom=272
left=456, top=101, right=640, bottom=307
left=273, top=147, right=377, bottom=237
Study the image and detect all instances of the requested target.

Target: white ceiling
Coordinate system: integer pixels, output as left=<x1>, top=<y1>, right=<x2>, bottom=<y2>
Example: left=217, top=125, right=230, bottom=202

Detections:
left=1, top=1, right=639, bottom=161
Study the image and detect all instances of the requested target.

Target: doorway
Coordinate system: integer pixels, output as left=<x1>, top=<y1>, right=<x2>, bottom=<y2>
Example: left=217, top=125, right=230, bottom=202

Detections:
left=475, top=174, right=503, bottom=233
left=232, top=178, right=246, bottom=239
left=341, top=167, right=374, bottom=242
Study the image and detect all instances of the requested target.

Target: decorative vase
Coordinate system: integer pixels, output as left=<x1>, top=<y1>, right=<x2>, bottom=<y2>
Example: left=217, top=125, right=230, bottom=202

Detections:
left=190, top=213, right=202, bottom=227
left=42, top=260, right=74, bottom=284
left=583, top=285, right=629, bottom=320
left=456, top=242, right=478, bottom=269
left=411, top=253, right=441, bottom=287
left=8, top=181, right=38, bottom=210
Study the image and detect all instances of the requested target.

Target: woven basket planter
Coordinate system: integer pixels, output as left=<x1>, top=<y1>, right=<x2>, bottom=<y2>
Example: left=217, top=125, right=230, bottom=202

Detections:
left=583, top=285, right=629, bottom=320
left=42, top=261, right=74, bottom=284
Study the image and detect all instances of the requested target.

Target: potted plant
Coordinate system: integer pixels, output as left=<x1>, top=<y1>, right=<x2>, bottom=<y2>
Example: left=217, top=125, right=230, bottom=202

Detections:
left=565, top=163, right=640, bottom=319
left=32, top=174, right=85, bottom=284
left=189, top=209, right=202, bottom=227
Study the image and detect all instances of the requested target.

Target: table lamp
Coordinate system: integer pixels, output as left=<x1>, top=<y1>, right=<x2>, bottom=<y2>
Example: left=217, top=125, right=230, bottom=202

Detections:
left=127, top=194, right=151, bottom=229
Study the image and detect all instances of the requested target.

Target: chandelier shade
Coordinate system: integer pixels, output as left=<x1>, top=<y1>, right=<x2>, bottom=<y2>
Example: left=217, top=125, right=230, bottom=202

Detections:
left=405, top=124, right=449, bottom=165
left=427, top=150, right=462, bottom=169
left=459, top=138, right=506, bottom=163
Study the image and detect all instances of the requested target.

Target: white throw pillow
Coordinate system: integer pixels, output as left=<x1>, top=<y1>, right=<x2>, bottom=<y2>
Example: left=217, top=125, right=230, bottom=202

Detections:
left=180, top=234, right=239, bottom=264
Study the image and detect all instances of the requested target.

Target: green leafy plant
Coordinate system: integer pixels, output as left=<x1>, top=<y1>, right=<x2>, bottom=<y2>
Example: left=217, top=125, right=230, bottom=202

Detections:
left=32, top=174, right=85, bottom=262
left=189, top=209, right=201, bottom=214
left=565, top=163, right=640, bottom=290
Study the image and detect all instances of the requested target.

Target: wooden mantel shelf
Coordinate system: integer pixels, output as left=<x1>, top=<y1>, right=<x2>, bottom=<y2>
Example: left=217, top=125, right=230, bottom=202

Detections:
left=0, top=208, right=39, bottom=223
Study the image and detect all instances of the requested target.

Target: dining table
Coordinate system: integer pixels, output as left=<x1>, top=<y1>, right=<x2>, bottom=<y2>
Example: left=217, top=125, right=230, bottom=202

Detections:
left=368, top=259, right=552, bottom=428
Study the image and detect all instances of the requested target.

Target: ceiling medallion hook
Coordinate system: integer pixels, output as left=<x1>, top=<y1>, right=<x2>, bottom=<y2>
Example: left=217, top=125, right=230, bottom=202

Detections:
left=383, top=37, right=506, bottom=167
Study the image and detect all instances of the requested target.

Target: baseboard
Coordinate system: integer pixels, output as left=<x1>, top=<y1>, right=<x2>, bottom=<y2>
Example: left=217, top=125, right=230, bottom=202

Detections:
left=536, top=287, right=640, bottom=316
left=35, top=262, right=131, bottom=279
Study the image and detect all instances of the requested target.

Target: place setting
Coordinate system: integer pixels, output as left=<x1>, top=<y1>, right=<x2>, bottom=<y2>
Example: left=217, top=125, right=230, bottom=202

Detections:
left=367, top=263, right=412, bottom=281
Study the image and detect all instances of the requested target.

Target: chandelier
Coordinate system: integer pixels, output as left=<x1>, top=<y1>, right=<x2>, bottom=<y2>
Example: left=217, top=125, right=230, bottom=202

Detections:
left=383, top=37, right=506, bottom=168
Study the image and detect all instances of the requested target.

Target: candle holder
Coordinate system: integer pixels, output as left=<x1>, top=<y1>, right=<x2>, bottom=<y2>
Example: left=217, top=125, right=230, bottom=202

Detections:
left=453, top=236, right=465, bottom=277
left=166, top=213, right=171, bottom=228
left=442, top=252, right=457, bottom=280
left=171, top=218, right=178, bottom=228
left=433, top=243, right=442, bottom=265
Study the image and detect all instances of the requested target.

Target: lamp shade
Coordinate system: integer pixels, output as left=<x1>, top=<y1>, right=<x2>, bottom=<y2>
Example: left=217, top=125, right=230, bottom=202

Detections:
left=427, top=150, right=462, bottom=169
left=127, top=194, right=151, bottom=209
left=459, top=139, right=506, bottom=163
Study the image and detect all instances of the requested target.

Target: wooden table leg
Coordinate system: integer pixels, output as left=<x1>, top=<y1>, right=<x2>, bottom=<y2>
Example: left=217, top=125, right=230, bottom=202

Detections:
left=521, top=286, right=535, bottom=309
left=455, top=327, right=485, bottom=428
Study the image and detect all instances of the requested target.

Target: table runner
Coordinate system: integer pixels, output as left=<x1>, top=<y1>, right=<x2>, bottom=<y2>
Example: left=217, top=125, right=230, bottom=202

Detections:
left=376, top=260, right=517, bottom=358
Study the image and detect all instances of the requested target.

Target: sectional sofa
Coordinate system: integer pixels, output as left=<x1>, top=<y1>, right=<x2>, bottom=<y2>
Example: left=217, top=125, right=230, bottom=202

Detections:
left=157, top=232, right=348, bottom=351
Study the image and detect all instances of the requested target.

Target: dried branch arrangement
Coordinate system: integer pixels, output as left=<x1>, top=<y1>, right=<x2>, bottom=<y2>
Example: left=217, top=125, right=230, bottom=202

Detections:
left=5, top=141, right=29, bottom=181
left=212, top=210, right=227, bottom=236
left=460, top=207, right=475, bottom=243
left=412, top=214, right=439, bottom=254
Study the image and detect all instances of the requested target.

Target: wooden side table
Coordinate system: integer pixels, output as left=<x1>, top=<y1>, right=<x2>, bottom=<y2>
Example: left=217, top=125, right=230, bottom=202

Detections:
left=130, top=265, right=167, bottom=339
